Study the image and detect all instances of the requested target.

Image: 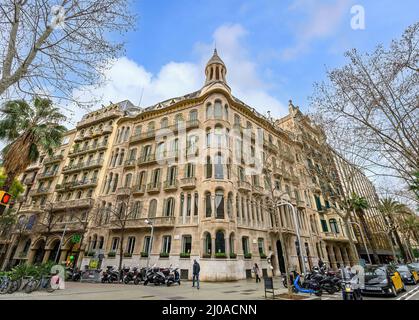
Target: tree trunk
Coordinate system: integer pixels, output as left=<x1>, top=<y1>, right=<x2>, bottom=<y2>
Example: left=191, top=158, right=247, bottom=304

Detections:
left=118, top=229, right=125, bottom=281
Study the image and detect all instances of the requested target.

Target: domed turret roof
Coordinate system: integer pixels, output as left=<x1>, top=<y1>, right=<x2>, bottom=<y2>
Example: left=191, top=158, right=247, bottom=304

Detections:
left=206, top=49, right=225, bottom=67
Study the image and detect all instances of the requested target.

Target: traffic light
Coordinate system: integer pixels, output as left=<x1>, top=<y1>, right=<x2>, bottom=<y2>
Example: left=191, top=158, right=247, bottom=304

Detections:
left=0, top=191, right=12, bottom=206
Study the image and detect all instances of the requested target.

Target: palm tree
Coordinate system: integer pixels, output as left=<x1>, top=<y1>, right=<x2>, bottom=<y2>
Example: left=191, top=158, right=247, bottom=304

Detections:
left=400, top=214, right=419, bottom=261
left=0, top=97, right=66, bottom=193
left=377, top=197, right=410, bottom=262
left=349, top=193, right=380, bottom=264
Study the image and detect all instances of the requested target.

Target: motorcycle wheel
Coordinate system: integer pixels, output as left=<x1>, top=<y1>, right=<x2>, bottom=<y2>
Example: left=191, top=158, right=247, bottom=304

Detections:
left=315, top=289, right=323, bottom=297
left=143, top=280, right=148, bottom=286
left=124, top=278, right=130, bottom=285
left=167, top=282, right=172, bottom=287
left=326, top=287, right=336, bottom=295
left=134, top=278, right=140, bottom=285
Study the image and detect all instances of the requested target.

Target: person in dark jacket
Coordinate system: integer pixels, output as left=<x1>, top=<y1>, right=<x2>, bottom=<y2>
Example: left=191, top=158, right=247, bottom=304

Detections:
left=192, top=259, right=200, bottom=289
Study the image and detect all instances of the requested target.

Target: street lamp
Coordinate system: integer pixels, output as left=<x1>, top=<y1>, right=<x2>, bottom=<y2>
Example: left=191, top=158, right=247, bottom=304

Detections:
left=145, top=219, right=154, bottom=268
left=276, top=200, right=307, bottom=275
left=348, top=221, right=372, bottom=265
left=54, top=221, right=78, bottom=263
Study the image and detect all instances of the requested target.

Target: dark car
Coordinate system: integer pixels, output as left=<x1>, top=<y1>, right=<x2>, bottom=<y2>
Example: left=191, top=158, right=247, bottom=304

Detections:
left=361, top=265, right=405, bottom=297
left=397, top=265, right=419, bottom=285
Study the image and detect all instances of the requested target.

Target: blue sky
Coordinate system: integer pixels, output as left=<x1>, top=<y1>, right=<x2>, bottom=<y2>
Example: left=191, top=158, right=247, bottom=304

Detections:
left=74, top=0, right=419, bottom=122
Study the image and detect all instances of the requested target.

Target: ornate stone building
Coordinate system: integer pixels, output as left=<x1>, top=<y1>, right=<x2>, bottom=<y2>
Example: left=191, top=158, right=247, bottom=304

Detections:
left=2, top=50, right=368, bottom=280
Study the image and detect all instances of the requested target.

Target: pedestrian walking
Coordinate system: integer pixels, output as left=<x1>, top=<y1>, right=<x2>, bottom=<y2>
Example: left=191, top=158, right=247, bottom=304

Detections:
left=253, top=263, right=261, bottom=283
left=192, top=259, right=200, bottom=290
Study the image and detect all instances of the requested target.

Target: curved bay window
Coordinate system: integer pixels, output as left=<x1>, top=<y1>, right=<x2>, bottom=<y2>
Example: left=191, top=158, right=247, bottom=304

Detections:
left=215, top=231, right=225, bottom=254
left=215, top=189, right=225, bottom=219
left=214, top=101, right=223, bottom=119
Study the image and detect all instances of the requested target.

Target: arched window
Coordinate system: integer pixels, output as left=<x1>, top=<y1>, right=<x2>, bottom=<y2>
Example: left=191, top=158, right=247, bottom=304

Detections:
left=148, top=199, right=157, bottom=218
left=206, top=128, right=211, bottom=148
left=242, top=236, right=250, bottom=255
left=26, top=215, right=37, bottom=230
left=123, top=127, right=130, bottom=141
left=214, top=153, right=224, bottom=179
left=205, top=156, right=212, bottom=179
left=22, top=239, right=31, bottom=254
left=215, top=231, right=225, bottom=254
left=205, top=192, right=212, bottom=218
left=161, top=118, right=168, bottom=128
left=204, top=232, right=212, bottom=255
left=329, top=219, right=339, bottom=233
left=147, top=121, right=155, bottom=133
left=124, top=173, right=132, bottom=187
left=164, top=198, right=175, bottom=216
left=224, top=105, right=229, bottom=120
left=175, top=114, right=184, bottom=128
left=156, top=142, right=165, bottom=160
left=92, top=234, right=98, bottom=249
left=134, top=125, right=142, bottom=136
left=76, top=191, right=82, bottom=199
left=189, top=110, right=198, bottom=121
left=215, top=189, right=224, bottom=219
left=214, top=125, right=223, bottom=147
left=98, top=236, right=104, bottom=249
left=206, top=103, right=212, bottom=120
left=214, top=101, right=222, bottom=119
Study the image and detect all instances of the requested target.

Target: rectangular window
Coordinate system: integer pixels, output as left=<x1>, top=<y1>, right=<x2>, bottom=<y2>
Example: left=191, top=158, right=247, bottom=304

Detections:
left=143, top=236, right=151, bottom=253
left=186, top=194, right=192, bottom=216
left=242, top=237, right=249, bottom=255
left=126, top=237, right=136, bottom=254
left=162, top=236, right=171, bottom=254
left=111, top=237, right=119, bottom=252
left=194, top=193, right=199, bottom=216
left=258, top=238, right=265, bottom=254
left=320, top=219, right=328, bottom=232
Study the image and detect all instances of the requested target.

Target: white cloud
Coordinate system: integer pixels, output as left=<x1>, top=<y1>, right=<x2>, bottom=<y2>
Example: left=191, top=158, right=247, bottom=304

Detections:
left=281, top=0, right=353, bottom=60
left=71, top=23, right=286, bottom=124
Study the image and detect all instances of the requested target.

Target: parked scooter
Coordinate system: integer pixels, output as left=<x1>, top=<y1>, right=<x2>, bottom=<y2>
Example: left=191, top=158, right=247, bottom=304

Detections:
left=123, top=267, right=139, bottom=284
left=166, top=266, right=181, bottom=286
left=66, top=267, right=82, bottom=282
left=143, top=265, right=158, bottom=286
left=341, top=267, right=363, bottom=300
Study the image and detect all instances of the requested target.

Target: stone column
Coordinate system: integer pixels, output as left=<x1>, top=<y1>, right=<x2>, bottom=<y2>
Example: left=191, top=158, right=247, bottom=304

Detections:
left=334, top=245, right=344, bottom=268
left=27, top=249, right=37, bottom=265
left=341, top=246, right=350, bottom=267
left=59, top=250, right=68, bottom=264
left=326, top=245, right=337, bottom=269
left=42, top=249, right=52, bottom=263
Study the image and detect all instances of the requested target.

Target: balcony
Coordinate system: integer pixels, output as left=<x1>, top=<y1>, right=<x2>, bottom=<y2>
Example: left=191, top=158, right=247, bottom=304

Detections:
left=37, top=170, right=58, bottom=180
left=297, top=200, right=306, bottom=209
left=124, top=159, right=137, bottom=169
left=69, top=178, right=98, bottom=189
left=237, top=180, right=252, bottom=192
left=23, top=176, right=36, bottom=185
left=62, top=159, right=104, bottom=173
left=164, top=180, right=178, bottom=191
left=44, top=154, right=64, bottom=164
left=322, top=232, right=349, bottom=242
left=117, top=187, right=131, bottom=197
left=132, top=184, right=146, bottom=196
left=252, top=185, right=264, bottom=195
left=53, top=198, right=95, bottom=211
left=29, top=187, right=50, bottom=196
left=113, top=216, right=176, bottom=230
left=69, top=141, right=108, bottom=157
left=129, top=130, right=156, bottom=144
left=102, top=125, right=113, bottom=134
left=263, top=139, right=278, bottom=153
left=137, top=154, right=156, bottom=167
left=180, top=177, right=197, bottom=190
left=147, top=182, right=161, bottom=194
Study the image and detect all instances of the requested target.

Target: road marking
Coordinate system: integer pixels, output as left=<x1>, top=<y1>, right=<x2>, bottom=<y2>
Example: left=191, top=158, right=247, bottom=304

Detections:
left=397, top=286, right=419, bottom=300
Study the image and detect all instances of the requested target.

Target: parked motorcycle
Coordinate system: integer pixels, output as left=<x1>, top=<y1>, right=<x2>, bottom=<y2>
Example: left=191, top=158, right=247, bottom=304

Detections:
left=123, top=267, right=139, bottom=284
left=101, top=266, right=119, bottom=283
left=66, top=267, right=82, bottom=282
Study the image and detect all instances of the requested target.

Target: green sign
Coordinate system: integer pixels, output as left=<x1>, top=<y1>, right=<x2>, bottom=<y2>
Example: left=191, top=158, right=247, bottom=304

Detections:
left=72, top=234, right=81, bottom=244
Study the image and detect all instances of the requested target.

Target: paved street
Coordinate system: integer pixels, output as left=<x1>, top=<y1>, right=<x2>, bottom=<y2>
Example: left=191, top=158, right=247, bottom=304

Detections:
left=1, top=278, right=418, bottom=300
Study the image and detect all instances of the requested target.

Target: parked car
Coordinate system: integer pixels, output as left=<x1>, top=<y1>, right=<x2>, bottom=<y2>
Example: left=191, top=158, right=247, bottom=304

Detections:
left=396, top=265, right=419, bottom=285
left=361, top=265, right=405, bottom=297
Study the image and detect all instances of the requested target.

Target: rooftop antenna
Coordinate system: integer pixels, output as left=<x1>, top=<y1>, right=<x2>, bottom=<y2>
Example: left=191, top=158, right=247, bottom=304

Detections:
left=138, top=86, right=145, bottom=108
